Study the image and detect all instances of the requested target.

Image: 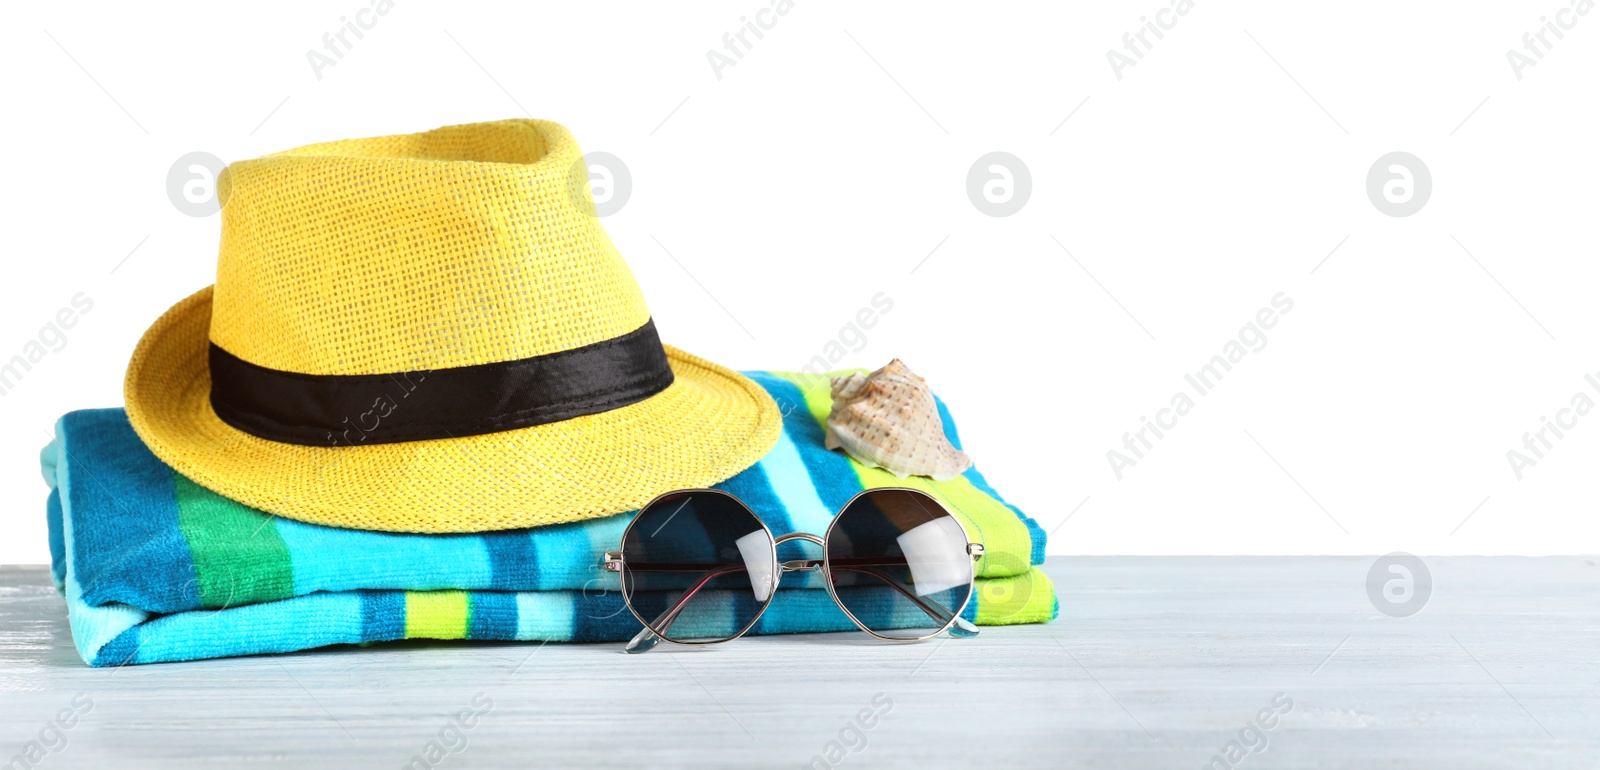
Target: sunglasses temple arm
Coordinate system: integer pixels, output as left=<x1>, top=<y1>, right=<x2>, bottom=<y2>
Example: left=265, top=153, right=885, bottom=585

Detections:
left=832, top=566, right=980, bottom=638
left=623, top=562, right=755, bottom=654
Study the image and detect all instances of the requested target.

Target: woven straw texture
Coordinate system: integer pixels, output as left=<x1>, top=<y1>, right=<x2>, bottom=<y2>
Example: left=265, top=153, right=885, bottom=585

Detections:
left=123, top=119, right=781, bottom=533
left=212, top=119, right=648, bottom=373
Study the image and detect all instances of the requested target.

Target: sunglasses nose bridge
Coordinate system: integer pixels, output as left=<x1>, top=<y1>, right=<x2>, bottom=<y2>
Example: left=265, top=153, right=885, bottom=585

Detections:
left=773, top=531, right=826, bottom=575
left=773, top=532, right=825, bottom=547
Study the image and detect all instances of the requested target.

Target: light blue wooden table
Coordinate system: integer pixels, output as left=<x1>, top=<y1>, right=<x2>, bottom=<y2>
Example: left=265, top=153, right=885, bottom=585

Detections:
left=2, top=556, right=1596, bottom=768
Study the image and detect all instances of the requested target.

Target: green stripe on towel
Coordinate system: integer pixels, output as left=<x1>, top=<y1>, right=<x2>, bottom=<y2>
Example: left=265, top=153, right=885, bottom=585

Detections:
left=173, top=472, right=295, bottom=608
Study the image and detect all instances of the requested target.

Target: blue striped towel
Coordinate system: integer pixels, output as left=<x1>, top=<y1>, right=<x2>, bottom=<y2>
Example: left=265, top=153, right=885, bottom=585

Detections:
left=45, top=371, right=1057, bottom=666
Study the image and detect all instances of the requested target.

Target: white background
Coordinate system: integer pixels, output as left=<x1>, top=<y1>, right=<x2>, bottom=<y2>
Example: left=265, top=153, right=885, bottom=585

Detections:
left=2, top=1, right=1596, bottom=564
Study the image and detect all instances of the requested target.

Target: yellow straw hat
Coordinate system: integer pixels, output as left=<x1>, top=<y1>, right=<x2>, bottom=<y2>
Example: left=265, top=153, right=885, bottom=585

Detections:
left=125, top=119, right=781, bottom=533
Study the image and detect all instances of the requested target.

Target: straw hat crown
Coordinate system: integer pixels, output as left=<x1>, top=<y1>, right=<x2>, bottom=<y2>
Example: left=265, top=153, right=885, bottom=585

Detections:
left=123, top=119, right=781, bottom=533
left=212, top=119, right=646, bottom=375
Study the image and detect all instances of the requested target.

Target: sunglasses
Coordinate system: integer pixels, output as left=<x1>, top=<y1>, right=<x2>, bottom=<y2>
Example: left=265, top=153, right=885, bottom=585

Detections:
left=602, top=487, right=985, bottom=653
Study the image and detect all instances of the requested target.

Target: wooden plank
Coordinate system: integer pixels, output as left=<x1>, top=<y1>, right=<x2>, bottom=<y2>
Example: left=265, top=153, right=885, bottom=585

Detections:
left=1, top=557, right=1596, bottom=769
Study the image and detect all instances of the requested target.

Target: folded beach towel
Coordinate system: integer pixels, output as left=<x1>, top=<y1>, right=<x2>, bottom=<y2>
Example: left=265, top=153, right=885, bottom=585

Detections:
left=46, top=371, right=1056, bottom=666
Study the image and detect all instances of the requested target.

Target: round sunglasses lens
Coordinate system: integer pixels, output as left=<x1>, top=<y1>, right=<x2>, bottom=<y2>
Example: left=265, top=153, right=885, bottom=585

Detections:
left=826, top=489, right=974, bottom=639
left=621, top=491, right=775, bottom=644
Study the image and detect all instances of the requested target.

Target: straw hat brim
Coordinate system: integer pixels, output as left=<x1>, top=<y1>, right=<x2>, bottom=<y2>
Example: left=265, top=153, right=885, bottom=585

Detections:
left=124, top=287, right=782, bottom=533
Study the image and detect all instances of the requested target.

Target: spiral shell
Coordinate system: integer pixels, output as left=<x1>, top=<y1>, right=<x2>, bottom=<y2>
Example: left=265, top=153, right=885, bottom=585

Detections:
left=824, top=359, right=972, bottom=481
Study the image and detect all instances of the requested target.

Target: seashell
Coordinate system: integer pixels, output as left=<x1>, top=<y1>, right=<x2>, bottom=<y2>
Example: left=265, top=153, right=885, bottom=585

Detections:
left=824, top=359, right=972, bottom=481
